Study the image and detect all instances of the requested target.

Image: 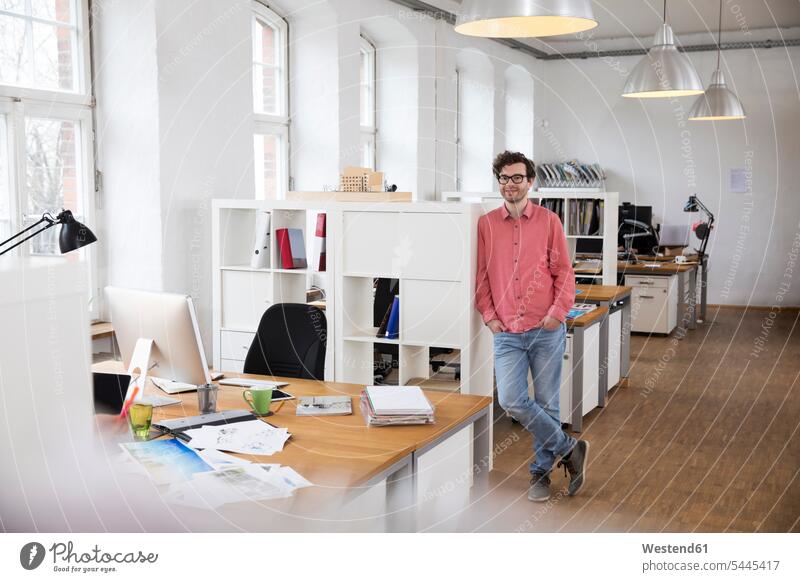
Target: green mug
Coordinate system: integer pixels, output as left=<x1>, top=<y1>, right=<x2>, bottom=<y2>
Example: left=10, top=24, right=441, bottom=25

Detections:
left=243, top=387, right=273, bottom=415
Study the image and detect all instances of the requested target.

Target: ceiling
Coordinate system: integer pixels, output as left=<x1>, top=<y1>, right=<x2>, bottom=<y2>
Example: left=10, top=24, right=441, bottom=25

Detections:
left=420, top=0, right=800, bottom=55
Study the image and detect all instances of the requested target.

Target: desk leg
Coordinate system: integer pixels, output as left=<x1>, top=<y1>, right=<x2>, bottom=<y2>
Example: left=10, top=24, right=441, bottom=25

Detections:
left=598, top=305, right=609, bottom=407
left=621, top=298, right=631, bottom=379
left=472, top=407, right=491, bottom=494
left=570, top=327, right=585, bottom=433
left=700, top=257, right=708, bottom=322
left=677, top=271, right=687, bottom=337
left=689, top=267, right=698, bottom=330
left=385, top=455, right=417, bottom=532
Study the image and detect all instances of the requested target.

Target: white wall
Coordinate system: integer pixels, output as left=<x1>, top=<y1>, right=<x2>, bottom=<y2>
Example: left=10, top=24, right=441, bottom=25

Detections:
left=535, top=46, right=800, bottom=307
left=93, top=0, right=163, bottom=292
left=94, top=0, right=256, bottom=354
left=94, top=0, right=542, bottom=354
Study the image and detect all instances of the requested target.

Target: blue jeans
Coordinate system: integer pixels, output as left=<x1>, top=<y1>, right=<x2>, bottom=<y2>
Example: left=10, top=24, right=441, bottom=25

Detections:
left=493, top=324, right=576, bottom=475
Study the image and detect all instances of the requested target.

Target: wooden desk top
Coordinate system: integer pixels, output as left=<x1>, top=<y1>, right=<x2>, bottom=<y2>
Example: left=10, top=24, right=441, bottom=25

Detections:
left=567, top=306, right=608, bottom=329
left=91, top=321, right=114, bottom=339
left=617, top=261, right=697, bottom=275
left=576, top=285, right=632, bottom=303
left=639, top=253, right=699, bottom=263
left=92, top=361, right=492, bottom=489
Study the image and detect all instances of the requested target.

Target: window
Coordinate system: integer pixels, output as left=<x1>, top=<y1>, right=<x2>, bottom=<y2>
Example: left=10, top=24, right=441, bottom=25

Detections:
left=359, top=35, right=376, bottom=170
left=0, top=0, right=97, bottom=317
left=0, top=0, right=81, bottom=92
left=252, top=1, right=288, bottom=200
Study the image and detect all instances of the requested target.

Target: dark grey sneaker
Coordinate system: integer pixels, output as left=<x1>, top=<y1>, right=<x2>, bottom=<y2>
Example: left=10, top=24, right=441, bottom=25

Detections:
left=557, top=440, right=589, bottom=496
left=528, top=471, right=551, bottom=502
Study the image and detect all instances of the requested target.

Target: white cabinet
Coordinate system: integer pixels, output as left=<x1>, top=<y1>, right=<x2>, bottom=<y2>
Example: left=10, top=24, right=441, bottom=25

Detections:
left=212, top=202, right=328, bottom=376
left=212, top=200, right=492, bottom=391
left=627, top=274, right=678, bottom=334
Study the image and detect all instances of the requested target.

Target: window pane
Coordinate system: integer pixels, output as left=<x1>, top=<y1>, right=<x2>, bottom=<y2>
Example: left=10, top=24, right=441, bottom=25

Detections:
left=25, top=117, right=81, bottom=253
left=254, top=63, right=278, bottom=115
left=360, top=51, right=369, bottom=126
left=33, top=22, right=74, bottom=90
left=360, top=133, right=375, bottom=170
left=255, top=19, right=276, bottom=66
left=254, top=133, right=279, bottom=200
left=0, top=1, right=25, bottom=15
left=32, top=0, right=73, bottom=23
left=0, top=15, right=33, bottom=87
left=0, top=115, right=10, bottom=241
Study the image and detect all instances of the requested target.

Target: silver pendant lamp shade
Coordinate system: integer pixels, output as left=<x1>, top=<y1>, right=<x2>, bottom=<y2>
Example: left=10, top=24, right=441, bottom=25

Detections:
left=622, top=1, right=703, bottom=98
left=454, top=0, right=598, bottom=38
left=689, top=0, right=746, bottom=120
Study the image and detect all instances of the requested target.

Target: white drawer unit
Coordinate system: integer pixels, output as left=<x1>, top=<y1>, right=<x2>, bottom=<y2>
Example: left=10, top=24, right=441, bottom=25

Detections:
left=627, top=274, right=678, bottom=335
left=220, top=359, right=245, bottom=374
left=221, top=270, right=272, bottom=330
left=556, top=325, right=601, bottom=428
left=220, top=330, right=255, bottom=361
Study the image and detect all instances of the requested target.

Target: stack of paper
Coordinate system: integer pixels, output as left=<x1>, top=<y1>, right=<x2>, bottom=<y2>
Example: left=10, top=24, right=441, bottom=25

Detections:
left=183, top=420, right=291, bottom=455
left=360, top=386, right=435, bottom=426
left=567, top=303, right=597, bottom=320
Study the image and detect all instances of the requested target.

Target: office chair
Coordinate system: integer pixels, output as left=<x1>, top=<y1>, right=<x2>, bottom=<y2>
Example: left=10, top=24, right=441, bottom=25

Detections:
left=243, top=303, right=327, bottom=380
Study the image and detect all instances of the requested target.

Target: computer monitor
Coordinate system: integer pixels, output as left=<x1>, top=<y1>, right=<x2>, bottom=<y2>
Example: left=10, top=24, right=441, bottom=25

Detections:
left=619, top=202, right=652, bottom=226
left=105, top=287, right=212, bottom=386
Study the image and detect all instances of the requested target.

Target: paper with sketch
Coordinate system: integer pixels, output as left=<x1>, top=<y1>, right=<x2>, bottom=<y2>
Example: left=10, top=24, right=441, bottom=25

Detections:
left=183, top=420, right=291, bottom=455
left=163, top=464, right=310, bottom=509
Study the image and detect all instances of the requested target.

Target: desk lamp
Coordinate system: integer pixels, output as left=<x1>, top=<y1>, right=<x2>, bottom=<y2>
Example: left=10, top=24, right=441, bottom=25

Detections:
left=619, top=219, right=659, bottom=263
left=0, top=209, right=97, bottom=257
left=683, top=195, right=714, bottom=259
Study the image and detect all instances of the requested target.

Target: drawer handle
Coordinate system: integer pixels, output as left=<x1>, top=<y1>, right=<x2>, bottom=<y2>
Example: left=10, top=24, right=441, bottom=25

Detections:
left=640, top=295, right=655, bottom=299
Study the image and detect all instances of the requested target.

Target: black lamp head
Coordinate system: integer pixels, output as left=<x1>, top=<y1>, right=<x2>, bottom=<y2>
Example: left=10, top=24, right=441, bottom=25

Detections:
left=56, top=209, right=98, bottom=254
left=684, top=195, right=699, bottom=212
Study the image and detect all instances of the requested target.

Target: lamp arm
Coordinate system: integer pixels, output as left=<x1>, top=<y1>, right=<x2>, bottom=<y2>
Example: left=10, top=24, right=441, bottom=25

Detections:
left=0, top=216, right=58, bottom=257
left=693, top=198, right=715, bottom=222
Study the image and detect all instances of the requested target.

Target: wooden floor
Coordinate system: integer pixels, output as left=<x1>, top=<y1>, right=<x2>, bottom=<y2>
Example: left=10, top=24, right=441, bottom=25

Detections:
left=458, top=307, right=800, bottom=532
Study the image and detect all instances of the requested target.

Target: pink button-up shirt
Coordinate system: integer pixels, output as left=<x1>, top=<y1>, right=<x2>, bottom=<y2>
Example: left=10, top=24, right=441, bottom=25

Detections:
left=475, top=200, right=576, bottom=333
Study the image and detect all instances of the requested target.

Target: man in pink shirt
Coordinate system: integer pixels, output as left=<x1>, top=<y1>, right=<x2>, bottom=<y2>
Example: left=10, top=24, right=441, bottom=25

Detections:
left=476, top=151, right=589, bottom=502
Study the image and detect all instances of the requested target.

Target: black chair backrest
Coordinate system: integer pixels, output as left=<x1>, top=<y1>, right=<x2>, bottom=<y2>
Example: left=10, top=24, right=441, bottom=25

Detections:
left=243, top=303, right=327, bottom=380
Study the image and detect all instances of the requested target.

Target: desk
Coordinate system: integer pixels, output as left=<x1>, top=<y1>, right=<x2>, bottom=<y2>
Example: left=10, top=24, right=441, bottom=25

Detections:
left=576, top=285, right=632, bottom=402
left=640, top=254, right=708, bottom=322
left=91, top=321, right=114, bottom=340
left=564, top=306, right=607, bottom=432
left=92, top=361, right=492, bottom=531
left=618, top=261, right=698, bottom=333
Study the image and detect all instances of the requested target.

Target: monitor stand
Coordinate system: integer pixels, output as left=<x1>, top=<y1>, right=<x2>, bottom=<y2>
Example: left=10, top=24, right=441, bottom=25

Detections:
left=122, top=337, right=154, bottom=409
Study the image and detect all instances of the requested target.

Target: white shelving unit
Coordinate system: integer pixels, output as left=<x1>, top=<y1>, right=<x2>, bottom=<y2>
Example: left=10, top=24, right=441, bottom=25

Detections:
left=535, top=189, right=619, bottom=286
left=443, top=190, right=619, bottom=286
left=212, top=200, right=332, bottom=378
left=212, top=199, right=494, bottom=396
left=332, top=202, right=493, bottom=397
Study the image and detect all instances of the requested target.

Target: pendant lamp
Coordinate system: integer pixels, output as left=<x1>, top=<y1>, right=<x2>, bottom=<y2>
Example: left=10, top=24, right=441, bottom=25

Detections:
left=455, top=0, right=598, bottom=38
left=688, top=0, right=746, bottom=120
left=622, top=0, right=703, bottom=98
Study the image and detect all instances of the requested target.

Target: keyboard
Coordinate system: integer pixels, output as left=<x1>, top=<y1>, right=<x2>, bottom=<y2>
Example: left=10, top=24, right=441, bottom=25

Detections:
left=218, top=378, right=289, bottom=388
left=151, top=378, right=199, bottom=394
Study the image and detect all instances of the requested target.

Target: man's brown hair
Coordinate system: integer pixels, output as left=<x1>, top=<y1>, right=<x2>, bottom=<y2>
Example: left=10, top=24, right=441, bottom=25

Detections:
left=492, top=151, right=536, bottom=180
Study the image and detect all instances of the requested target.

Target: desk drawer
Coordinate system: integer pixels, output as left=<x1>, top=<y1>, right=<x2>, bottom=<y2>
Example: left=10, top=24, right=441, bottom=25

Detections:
left=626, top=274, right=669, bottom=289
left=220, top=330, right=255, bottom=361
left=220, top=359, right=244, bottom=374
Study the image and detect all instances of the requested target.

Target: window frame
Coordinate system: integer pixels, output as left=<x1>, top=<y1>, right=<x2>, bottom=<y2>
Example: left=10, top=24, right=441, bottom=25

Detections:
left=0, top=0, right=97, bottom=318
left=252, top=1, right=289, bottom=199
left=359, top=34, right=377, bottom=170
left=0, top=0, right=92, bottom=102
